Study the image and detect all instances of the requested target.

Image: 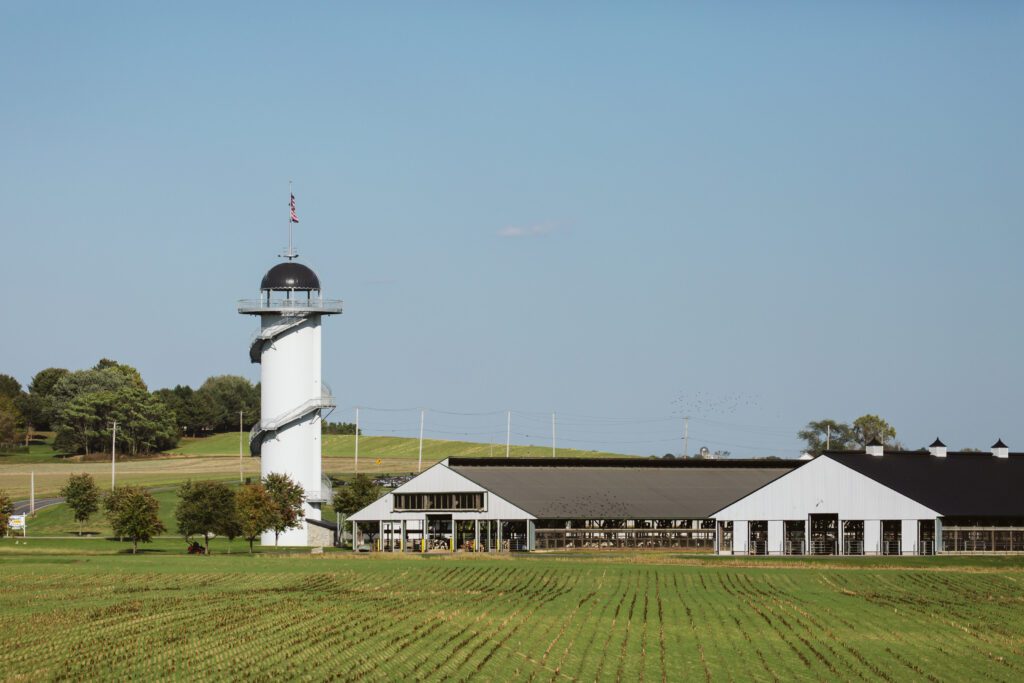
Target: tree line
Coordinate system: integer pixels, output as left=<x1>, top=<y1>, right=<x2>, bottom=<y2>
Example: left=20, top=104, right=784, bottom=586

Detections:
left=2, top=361, right=366, bottom=456
left=1, top=469, right=385, bottom=553
left=33, top=471, right=307, bottom=554
left=798, top=414, right=900, bottom=456
left=0, top=360, right=260, bottom=455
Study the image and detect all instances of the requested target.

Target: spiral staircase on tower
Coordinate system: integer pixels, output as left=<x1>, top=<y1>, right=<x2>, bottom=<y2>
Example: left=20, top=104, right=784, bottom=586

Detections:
left=247, top=311, right=336, bottom=502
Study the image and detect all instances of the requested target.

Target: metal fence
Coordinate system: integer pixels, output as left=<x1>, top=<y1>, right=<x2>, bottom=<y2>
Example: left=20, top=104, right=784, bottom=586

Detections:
left=843, top=540, right=864, bottom=556
left=534, top=529, right=714, bottom=551
left=783, top=540, right=805, bottom=555
left=881, top=540, right=901, bottom=556
left=809, top=540, right=836, bottom=555
left=942, top=527, right=1024, bottom=553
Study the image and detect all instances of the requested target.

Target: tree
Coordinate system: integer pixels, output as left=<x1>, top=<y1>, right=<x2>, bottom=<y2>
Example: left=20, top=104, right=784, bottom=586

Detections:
left=51, top=364, right=179, bottom=456
left=0, top=490, right=13, bottom=534
left=798, top=419, right=857, bottom=456
left=851, top=414, right=897, bottom=448
left=0, top=394, right=24, bottom=446
left=22, top=367, right=69, bottom=430
left=60, top=473, right=100, bottom=535
left=235, top=483, right=276, bottom=554
left=196, top=375, right=260, bottom=433
left=92, top=359, right=147, bottom=389
left=51, top=364, right=139, bottom=455
left=175, top=480, right=237, bottom=553
left=153, top=385, right=217, bottom=437
left=322, top=421, right=361, bottom=435
left=217, top=503, right=243, bottom=554
left=263, top=472, right=305, bottom=546
left=104, top=486, right=166, bottom=554
left=109, top=386, right=179, bottom=455
left=332, top=473, right=383, bottom=516
left=0, top=374, right=22, bottom=399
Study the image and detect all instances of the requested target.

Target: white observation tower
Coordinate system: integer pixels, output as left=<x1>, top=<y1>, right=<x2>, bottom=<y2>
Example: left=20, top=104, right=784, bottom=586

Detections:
left=238, top=225, right=342, bottom=546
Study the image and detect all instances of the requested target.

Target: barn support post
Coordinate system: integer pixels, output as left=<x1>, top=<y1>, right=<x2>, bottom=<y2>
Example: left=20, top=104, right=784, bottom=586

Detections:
left=935, top=518, right=943, bottom=554
left=864, top=520, right=881, bottom=555
left=901, top=519, right=917, bottom=555
left=497, top=520, right=503, bottom=552
left=401, top=520, right=407, bottom=552
left=733, top=520, right=749, bottom=554
left=767, top=520, right=783, bottom=555
left=527, top=520, right=535, bottom=551
left=474, top=520, right=480, bottom=552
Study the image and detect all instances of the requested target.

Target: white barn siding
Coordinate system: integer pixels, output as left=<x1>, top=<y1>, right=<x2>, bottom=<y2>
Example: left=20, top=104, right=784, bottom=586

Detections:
left=902, top=519, right=918, bottom=555
left=768, top=520, right=784, bottom=554
left=349, top=463, right=534, bottom=523
left=714, top=456, right=939, bottom=523
left=733, top=520, right=749, bottom=554
left=864, top=520, right=881, bottom=555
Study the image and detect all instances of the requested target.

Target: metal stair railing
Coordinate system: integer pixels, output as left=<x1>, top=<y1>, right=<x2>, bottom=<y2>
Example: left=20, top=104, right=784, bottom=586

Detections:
left=249, top=314, right=310, bottom=363
left=249, top=384, right=337, bottom=456
left=306, top=474, right=333, bottom=504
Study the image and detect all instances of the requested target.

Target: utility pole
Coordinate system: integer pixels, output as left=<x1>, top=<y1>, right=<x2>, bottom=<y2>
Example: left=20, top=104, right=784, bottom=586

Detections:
left=418, top=409, right=425, bottom=473
left=239, top=411, right=244, bottom=483
left=826, top=424, right=831, bottom=451
left=506, top=410, right=511, bottom=458
left=111, top=421, right=118, bottom=488
left=30, top=471, right=34, bottom=515
left=552, top=412, right=556, bottom=458
left=683, top=416, right=689, bottom=458
left=354, top=407, right=360, bottom=473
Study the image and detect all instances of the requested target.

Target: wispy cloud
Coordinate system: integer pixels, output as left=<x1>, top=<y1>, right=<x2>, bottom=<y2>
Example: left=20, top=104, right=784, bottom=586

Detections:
left=497, top=222, right=559, bottom=239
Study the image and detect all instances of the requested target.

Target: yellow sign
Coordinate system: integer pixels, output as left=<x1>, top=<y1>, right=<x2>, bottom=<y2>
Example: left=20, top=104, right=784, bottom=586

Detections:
left=375, top=458, right=382, bottom=465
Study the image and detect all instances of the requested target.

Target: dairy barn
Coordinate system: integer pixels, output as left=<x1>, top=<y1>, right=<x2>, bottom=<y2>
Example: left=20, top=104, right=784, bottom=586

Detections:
left=349, top=440, right=1024, bottom=556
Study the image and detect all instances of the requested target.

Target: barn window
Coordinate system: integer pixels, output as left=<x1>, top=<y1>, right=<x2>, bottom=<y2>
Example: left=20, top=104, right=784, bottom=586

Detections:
left=394, top=492, right=485, bottom=511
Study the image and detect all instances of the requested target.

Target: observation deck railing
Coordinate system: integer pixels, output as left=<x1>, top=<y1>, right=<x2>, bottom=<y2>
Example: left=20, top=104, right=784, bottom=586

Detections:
left=238, top=298, right=343, bottom=314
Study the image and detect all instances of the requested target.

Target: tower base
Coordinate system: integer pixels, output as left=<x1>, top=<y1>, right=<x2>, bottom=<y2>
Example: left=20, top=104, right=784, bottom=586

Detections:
left=260, top=504, right=322, bottom=547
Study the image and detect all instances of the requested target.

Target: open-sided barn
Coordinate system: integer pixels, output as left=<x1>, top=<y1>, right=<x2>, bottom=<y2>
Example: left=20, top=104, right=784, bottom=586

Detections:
left=713, top=439, right=1024, bottom=555
left=349, top=440, right=1024, bottom=556
left=348, top=457, right=794, bottom=551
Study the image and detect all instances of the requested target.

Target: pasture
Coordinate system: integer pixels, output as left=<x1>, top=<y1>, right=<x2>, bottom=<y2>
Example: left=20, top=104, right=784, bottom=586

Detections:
left=0, top=432, right=631, bottom=499
left=170, top=432, right=628, bottom=462
left=1, top=547, right=1023, bottom=681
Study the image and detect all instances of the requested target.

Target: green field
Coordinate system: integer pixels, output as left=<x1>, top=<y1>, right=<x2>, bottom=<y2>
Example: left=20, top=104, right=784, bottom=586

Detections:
left=2, top=547, right=1023, bottom=681
left=170, top=432, right=631, bottom=461
left=0, top=433, right=632, bottom=500
left=20, top=486, right=347, bottom=544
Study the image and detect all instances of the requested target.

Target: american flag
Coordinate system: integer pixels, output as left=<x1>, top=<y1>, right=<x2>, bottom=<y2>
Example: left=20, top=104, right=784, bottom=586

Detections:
left=289, top=193, right=299, bottom=223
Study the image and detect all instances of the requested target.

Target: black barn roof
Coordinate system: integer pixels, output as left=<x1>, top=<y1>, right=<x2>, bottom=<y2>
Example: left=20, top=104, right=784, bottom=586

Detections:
left=825, top=451, right=1024, bottom=517
left=447, top=458, right=796, bottom=519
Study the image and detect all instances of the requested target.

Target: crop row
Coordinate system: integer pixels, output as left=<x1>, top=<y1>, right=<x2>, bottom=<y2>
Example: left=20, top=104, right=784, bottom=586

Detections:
left=3, top=559, right=1024, bottom=681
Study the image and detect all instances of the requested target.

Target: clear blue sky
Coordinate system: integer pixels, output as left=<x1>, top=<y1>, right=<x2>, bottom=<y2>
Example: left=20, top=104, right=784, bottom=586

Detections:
left=2, top=3, right=1021, bottom=457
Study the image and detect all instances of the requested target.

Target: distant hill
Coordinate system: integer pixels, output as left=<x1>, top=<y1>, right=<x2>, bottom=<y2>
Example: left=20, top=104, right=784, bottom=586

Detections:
left=168, top=432, right=635, bottom=461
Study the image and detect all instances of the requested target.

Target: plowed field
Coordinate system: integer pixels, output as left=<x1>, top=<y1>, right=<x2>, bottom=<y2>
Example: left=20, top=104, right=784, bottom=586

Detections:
left=2, top=551, right=1023, bottom=681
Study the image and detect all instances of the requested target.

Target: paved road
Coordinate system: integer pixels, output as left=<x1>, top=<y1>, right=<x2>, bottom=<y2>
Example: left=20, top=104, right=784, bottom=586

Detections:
left=9, top=485, right=179, bottom=517
left=12, top=497, right=64, bottom=515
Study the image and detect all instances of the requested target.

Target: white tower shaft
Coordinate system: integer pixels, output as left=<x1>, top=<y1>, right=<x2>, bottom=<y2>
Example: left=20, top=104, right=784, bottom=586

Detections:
left=239, top=259, right=342, bottom=547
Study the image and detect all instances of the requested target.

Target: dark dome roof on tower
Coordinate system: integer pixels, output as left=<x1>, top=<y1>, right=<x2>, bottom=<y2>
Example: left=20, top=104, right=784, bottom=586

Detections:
left=261, top=262, right=321, bottom=291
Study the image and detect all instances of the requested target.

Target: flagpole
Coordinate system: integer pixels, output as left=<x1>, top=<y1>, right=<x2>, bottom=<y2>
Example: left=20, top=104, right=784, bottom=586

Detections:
left=288, top=180, right=294, bottom=259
